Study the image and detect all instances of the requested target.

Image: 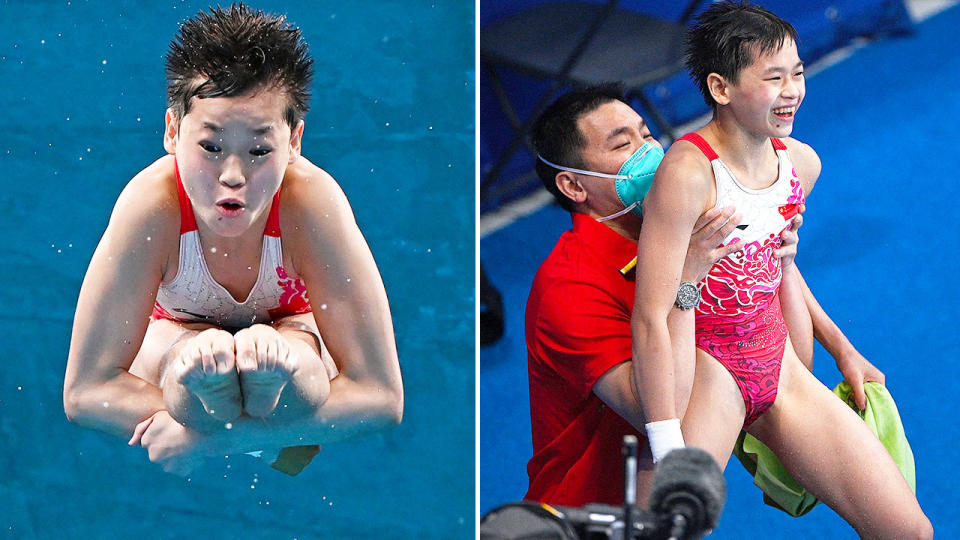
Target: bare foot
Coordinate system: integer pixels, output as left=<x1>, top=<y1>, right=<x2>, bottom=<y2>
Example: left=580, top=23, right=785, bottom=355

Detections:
left=235, top=324, right=299, bottom=417
left=169, top=328, right=242, bottom=422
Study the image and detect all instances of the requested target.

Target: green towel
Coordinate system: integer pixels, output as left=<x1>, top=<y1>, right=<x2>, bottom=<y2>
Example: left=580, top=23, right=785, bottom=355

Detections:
left=732, top=381, right=915, bottom=517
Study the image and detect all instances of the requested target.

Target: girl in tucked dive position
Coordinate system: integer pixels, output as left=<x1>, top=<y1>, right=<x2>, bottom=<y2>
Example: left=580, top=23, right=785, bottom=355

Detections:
left=63, top=4, right=402, bottom=475
left=630, top=2, right=930, bottom=537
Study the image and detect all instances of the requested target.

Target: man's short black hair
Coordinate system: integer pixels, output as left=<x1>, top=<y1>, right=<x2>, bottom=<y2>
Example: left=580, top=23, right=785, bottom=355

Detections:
left=165, top=2, right=314, bottom=128
left=530, top=83, right=625, bottom=212
left=685, top=1, right=799, bottom=107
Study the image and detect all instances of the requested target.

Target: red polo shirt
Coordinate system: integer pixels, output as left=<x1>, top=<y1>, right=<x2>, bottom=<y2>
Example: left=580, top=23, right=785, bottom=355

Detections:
left=524, top=212, right=644, bottom=506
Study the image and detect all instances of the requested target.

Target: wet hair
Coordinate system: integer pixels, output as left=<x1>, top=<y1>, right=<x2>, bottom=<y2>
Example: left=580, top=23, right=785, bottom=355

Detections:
left=685, top=1, right=799, bottom=107
left=165, top=3, right=314, bottom=128
left=530, top=83, right=625, bottom=212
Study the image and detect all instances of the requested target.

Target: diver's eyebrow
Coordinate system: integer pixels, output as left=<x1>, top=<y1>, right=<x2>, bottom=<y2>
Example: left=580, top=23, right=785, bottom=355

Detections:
left=763, top=60, right=804, bottom=74
left=199, top=122, right=273, bottom=135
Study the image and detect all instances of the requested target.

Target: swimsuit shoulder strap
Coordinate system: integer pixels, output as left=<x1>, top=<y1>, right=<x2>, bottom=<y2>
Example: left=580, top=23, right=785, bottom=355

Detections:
left=264, top=187, right=282, bottom=238
left=174, top=159, right=198, bottom=234
left=677, top=132, right=719, bottom=161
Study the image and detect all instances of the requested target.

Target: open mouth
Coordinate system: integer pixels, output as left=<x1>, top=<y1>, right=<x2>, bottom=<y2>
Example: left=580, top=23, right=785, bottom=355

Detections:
left=216, top=199, right=245, bottom=216
left=772, top=106, right=796, bottom=119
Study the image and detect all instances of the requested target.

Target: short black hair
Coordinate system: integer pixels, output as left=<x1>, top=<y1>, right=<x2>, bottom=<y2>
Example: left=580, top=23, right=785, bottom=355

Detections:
left=165, top=3, right=314, bottom=128
left=530, top=83, right=625, bottom=212
left=685, top=1, right=799, bottom=107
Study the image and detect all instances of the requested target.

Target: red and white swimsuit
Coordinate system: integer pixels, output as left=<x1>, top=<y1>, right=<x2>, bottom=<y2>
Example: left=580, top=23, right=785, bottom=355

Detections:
left=680, top=133, right=805, bottom=427
left=153, top=163, right=312, bottom=328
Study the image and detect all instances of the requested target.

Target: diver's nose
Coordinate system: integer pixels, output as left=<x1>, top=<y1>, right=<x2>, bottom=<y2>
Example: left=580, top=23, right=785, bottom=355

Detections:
left=219, top=154, right=246, bottom=188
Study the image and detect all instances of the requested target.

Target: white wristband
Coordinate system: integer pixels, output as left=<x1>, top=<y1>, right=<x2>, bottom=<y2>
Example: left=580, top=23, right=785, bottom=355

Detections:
left=645, top=418, right=685, bottom=463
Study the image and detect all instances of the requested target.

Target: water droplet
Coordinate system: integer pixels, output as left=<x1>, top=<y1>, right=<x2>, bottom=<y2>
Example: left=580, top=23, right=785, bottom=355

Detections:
left=346, top=278, right=351, bottom=283
left=101, top=59, right=107, bottom=65
left=385, top=122, right=390, bottom=127
left=102, top=402, right=110, bottom=408
left=17, top=386, right=22, bottom=390
left=146, top=236, right=151, bottom=241
left=320, top=304, right=327, bottom=310
left=210, top=247, right=217, bottom=253
left=224, top=422, right=233, bottom=429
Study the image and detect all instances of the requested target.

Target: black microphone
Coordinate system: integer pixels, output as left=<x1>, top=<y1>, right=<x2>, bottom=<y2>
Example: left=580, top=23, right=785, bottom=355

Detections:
left=623, top=435, right=638, bottom=539
left=647, top=447, right=726, bottom=540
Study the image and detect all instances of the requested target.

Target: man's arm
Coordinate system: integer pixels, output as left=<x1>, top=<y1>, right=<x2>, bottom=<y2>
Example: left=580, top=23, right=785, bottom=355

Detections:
left=63, top=165, right=177, bottom=437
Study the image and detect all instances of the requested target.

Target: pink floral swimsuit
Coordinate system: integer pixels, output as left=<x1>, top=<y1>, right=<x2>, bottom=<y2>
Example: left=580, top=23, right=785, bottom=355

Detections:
left=680, top=133, right=805, bottom=427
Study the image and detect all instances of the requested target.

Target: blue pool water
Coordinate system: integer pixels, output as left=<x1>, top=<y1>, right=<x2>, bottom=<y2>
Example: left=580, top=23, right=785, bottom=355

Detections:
left=0, top=1, right=474, bottom=538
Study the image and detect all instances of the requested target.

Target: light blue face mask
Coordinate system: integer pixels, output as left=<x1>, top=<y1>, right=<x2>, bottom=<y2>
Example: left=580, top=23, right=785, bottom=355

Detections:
left=538, top=141, right=665, bottom=222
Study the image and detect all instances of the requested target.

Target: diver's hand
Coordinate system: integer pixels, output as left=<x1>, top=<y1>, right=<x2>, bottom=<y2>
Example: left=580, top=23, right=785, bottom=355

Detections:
left=835, top=347, right=885, bottom=411
left=130, top=410, right=207, bottom=476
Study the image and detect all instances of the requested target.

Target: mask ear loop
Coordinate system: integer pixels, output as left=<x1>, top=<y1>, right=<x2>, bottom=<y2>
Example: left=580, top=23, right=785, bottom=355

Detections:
left=536, top=154, right=628, bottom=179
left=596, top=201, right=639, bottom=222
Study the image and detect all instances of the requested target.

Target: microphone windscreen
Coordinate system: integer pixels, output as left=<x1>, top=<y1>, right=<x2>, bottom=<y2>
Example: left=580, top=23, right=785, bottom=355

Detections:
left=648, top=447, right=726, bottom=529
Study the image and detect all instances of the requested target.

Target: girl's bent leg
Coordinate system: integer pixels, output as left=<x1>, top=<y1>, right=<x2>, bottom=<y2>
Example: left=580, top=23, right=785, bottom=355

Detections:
left=235, top=313, right=332, bottom=420
left=130, top=318, right=242, bottom=431
left=748, top=347, right=932, bottom=539
left=681, top=349, right=747, bottom=470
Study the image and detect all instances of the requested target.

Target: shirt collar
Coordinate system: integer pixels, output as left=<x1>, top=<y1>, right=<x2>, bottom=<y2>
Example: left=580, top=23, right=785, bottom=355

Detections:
left=571, top=212, right=640, bottom=279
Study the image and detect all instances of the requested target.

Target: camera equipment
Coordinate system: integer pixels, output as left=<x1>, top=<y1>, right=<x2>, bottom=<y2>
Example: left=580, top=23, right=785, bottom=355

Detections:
left=480, top=440, right=726, bottom=539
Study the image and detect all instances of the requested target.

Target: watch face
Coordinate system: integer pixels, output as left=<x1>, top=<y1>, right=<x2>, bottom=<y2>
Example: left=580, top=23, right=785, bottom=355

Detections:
left=677, top=283, right=700, bottom=309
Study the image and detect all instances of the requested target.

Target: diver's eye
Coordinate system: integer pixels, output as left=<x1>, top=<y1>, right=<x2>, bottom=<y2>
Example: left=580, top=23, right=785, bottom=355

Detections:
left=250, top=147, right=272, bottom=157
left=200, top=142, right=221, bottom=153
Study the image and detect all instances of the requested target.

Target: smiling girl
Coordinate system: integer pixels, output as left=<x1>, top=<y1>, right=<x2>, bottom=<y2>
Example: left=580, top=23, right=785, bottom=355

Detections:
left=630, top=2, right=930, bottom=537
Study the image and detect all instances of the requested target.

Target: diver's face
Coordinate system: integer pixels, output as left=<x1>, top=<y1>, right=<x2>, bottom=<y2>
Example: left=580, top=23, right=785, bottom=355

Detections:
left=164, top=88, right=302, bottom=238
left=726, top=37, right=805, bottom=138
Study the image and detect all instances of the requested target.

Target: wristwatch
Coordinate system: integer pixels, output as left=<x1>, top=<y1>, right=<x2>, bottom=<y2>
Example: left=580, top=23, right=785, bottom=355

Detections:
left=675, top=281, right=701, bottom=310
